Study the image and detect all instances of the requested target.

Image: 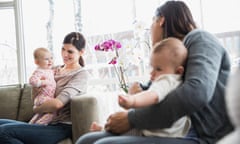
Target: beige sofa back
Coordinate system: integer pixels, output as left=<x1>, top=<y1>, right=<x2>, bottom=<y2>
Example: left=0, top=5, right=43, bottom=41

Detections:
left=0, top=84, right=34, bottom=121
left=18, top=84, right=34, bottom=121
left=0, top=84, right=99, bottom=144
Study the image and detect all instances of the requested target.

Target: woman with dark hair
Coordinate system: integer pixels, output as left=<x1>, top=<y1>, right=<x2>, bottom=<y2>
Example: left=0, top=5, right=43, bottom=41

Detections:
left=0, top=32, right=89, bottom=144
left=63, top=32, right=86, bottom=67
left=76, top=1, right=233, bottom=144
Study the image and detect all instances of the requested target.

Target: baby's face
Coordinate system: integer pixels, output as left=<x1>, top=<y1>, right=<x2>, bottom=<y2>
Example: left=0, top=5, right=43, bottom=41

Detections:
left=150, top=52, right=176, bottom=81
left=36, top=52, right=53, bottom=69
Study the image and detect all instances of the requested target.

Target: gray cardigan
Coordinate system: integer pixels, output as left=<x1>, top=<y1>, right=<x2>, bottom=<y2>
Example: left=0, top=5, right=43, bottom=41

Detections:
left=128, top=29, right=234, bottom=144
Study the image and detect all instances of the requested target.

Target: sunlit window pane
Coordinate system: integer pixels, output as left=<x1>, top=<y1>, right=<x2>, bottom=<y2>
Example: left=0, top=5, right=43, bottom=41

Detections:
left=0, top=9, right=18, bottom=85
left=1, top=0, right=240, bottom=88
left=0, top=0, right=13, bottom=2
left=22, top=0, right=75, bottom=80
left=81, top=0, right=134, bottom=36
left=201, top=0, right=240, bottom=33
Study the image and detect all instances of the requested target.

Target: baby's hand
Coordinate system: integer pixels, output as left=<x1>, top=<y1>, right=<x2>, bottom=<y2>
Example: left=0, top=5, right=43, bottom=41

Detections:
left=128, top=82, right=142, bottom=94
left=40, top=76, right=46, bottom=80
left=118, top=94, right=135, bottom=109
left=41, top=78, right=51, bottom=87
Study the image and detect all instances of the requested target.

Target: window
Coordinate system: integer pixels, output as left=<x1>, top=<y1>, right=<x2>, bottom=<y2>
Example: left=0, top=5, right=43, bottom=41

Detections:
left=20, top=0, right=160, bottom=91
left=1, top=0, right=240, bottom=87
left=21, top=0, right=76, bottom=80
left=0, top=3, right=18, bottom=85
left=200, top=0, right=240, bottom=67
left=201, top=0, right=240, bottom=33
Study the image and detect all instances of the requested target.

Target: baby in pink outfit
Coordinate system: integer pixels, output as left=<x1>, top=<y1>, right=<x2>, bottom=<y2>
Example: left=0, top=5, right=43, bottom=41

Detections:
left=29, top=47, right=56, bottom=125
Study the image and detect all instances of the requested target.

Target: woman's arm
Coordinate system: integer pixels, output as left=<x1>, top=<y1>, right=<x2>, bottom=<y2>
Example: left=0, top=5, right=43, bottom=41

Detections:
left=34, top=69, right=89, bottom=113
left=128, top=30, right=229, bottom=129
left=33, top=98, right=63, bottom=113
left=56, top=69, right=88, bottom=105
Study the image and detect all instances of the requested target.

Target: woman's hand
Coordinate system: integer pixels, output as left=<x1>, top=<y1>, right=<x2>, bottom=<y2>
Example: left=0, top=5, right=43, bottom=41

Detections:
left=104, top=111, right=131, bottom=134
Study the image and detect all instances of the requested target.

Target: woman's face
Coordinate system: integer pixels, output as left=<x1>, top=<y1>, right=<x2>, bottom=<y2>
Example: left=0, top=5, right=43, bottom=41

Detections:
left=151, top=16, right=164, bottom=46
left=61, top=44, right=83, bottom=66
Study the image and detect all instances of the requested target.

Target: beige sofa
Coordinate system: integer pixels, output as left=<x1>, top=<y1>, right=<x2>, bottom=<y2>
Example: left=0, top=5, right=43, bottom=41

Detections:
left=0, top=84, right=99, bottom=144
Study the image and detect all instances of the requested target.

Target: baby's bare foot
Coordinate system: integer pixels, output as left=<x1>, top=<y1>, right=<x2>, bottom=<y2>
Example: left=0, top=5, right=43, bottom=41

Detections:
left=90, top=122, right=103, bottom=131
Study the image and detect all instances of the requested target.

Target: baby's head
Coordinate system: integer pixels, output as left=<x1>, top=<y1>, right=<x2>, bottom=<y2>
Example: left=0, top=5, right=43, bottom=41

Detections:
left=150, top=37, right=187, bottom=81
left=33, top=47, right=53, bottom=69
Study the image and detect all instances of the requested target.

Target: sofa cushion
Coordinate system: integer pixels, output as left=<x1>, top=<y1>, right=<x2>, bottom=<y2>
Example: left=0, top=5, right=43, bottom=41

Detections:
left=71, top=95, right=99, bottom=143
left=17, top=84, right=34, bottom=122
left=0, top=85, right=21, bottom=120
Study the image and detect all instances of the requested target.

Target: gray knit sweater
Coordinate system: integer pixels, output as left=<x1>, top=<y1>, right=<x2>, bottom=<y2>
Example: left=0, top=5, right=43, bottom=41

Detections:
left=128, top=29, right=234, bottom=144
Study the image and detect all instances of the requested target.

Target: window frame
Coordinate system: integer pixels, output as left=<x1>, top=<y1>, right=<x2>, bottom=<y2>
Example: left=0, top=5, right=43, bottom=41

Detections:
left=0, top=0, right=26, bottom=86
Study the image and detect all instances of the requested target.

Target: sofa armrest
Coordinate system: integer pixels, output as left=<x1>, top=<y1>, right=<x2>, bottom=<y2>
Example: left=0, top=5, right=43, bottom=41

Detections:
left=71, top=94, right=99, bottom=143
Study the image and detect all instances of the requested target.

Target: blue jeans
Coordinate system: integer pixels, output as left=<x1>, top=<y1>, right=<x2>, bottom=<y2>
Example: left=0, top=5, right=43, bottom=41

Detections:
left=76, top=131, right=200, bottom=144
left=0, top=119, right=72, bottom=144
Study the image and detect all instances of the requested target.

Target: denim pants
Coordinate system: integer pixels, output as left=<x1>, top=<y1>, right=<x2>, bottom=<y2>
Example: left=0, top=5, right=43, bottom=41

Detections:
left=76, top=131, right=200, bottom=144
left=0, top=119, right=72, bottom=144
